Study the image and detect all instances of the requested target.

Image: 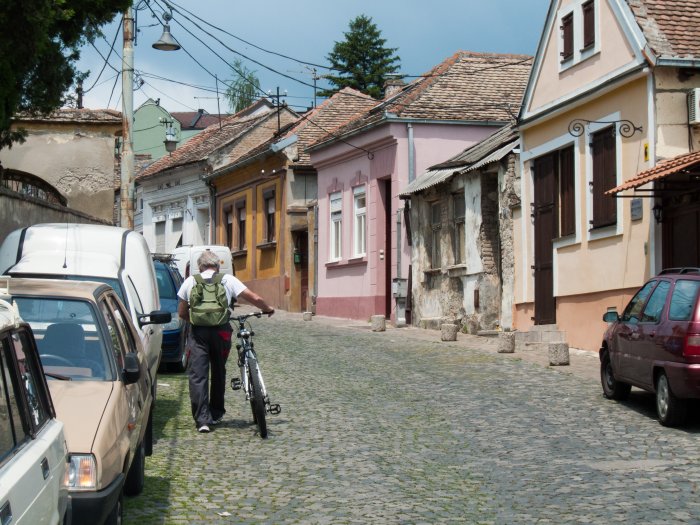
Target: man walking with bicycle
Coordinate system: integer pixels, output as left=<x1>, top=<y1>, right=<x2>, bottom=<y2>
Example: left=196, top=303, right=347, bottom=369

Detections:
left=177, top=250, right=274, bottom=433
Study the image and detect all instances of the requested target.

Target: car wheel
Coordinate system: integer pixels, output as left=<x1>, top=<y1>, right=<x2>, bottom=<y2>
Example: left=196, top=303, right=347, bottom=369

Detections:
left=656, top=372, right=687, bottom=427
left=601, top=351, right=631, bottom=400
left=124, top=440, right=145, bottom=496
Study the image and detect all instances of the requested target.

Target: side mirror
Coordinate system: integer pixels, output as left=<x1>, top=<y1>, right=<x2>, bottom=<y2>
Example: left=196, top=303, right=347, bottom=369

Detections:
left=123, top=353, right=141, bottom=385
left=603, top=311, right=619, bottom=323
left=138, top=310, right=172, bottom=327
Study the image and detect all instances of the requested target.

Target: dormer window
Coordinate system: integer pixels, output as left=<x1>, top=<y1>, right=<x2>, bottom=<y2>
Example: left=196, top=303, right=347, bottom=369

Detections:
left=582, top=0, right=595, bottom=49
left=561, top=13, right=574, bottom=61
left=559, top=0, right=598, bottom=69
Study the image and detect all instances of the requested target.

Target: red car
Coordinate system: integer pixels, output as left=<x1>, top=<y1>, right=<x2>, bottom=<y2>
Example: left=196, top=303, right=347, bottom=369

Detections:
left=600, top=268, right=700, bottom=426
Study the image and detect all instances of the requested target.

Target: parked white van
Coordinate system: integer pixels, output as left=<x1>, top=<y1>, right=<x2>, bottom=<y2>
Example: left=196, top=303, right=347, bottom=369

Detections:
left=0, top=224, right=170, bottom=453
left=171, top=245, right=234, bottom=279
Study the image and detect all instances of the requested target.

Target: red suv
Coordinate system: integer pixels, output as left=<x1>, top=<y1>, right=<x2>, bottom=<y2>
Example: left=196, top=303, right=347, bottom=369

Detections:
left=600, top=268, right=700, bottom=426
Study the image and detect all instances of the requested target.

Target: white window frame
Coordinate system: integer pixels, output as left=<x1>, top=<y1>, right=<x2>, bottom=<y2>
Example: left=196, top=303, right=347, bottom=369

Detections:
left=352, top=186, right=367, bottom=257
left=329, top=192, right=342, bottom=261
left=558, top=0, right=600, bottom=72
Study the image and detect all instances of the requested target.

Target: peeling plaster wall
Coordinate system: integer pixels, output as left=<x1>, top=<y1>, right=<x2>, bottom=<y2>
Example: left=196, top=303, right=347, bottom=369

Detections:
left=0, top=129, right=117, bottom=222
left=410, top=153, right=519, bottom=333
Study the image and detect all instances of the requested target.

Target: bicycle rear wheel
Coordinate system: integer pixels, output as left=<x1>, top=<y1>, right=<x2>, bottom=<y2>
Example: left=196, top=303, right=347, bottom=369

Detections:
left=248, top=359, right=267, bottom=438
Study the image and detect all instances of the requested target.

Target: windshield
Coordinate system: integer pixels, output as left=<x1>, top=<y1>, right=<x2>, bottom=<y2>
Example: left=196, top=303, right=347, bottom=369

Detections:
left=14, top=297, right=112, bottom=381
left=155, top=264, right=178, bottom=300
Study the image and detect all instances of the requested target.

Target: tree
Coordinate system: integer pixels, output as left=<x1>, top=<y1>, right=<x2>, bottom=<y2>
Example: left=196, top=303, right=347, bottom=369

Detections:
left=0, top=0, right=130, bottom=150
left=320, top=15, right=401, bottom=99
left=225, top=59, right=262, bottom=114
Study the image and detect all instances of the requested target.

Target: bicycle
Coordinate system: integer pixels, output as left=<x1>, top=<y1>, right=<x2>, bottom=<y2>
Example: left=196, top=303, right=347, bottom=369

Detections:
left=229, top=311, right=280, bottom=438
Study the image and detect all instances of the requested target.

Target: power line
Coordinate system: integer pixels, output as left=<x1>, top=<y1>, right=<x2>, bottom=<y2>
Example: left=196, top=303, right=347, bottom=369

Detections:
left=84, top=20, right=123, bottom=93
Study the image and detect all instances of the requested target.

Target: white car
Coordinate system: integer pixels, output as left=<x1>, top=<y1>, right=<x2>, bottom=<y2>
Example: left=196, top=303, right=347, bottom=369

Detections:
left=0, top=297, right=70, bottom=524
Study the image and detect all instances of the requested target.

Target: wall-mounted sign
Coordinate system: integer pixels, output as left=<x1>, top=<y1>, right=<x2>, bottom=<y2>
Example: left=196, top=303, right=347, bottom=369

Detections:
left=630, top=198, right=643, bottom=221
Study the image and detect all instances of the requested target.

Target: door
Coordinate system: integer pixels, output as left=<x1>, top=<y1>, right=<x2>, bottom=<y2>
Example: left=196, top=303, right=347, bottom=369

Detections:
left=663, top=201, right=700, bottom=268
left=296, top=231, right=309, bottom=312
left=379, top=179, right=393, bottom=318
left=533, top=155, right=557, bottom=324
left=614, top=280, right=657, bottom=383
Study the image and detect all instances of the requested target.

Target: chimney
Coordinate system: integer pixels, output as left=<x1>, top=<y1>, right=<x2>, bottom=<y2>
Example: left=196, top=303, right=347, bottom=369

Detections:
left=383, top=78, right=405, bottom=99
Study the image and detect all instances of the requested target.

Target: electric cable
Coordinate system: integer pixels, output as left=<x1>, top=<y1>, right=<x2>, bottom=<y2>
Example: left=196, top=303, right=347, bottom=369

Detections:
left=84, top=20, right=123, bottom=93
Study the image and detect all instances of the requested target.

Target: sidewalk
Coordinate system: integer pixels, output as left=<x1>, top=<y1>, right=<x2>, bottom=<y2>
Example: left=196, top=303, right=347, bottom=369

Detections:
left=271, top=308, right=601, bottom=385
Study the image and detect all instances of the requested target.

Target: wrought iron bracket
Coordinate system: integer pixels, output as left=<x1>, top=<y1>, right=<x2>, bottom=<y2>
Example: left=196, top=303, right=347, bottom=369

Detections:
left=568, top=118, right=643, bottom=138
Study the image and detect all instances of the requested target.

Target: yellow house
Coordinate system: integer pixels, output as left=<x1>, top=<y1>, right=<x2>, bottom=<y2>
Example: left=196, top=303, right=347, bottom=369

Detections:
left=517, top=0, right=700, bottom=351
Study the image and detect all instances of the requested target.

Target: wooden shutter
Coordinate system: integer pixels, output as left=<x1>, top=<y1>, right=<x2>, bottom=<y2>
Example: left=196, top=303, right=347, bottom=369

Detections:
left=559, top=146, right=575, bottom=236
left=582, top=1, right=595, bottom=49
left=561, top=13, right=573, bottom=60
left=591, top=127, right=616, bottom=228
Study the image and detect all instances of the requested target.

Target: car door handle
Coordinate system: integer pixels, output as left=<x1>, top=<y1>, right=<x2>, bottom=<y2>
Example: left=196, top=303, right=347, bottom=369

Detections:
left=0, top=501, right=12, bottom=525
left=41, top=457, right=50, bottom=480
left=631, top=332, right=640, bottom=340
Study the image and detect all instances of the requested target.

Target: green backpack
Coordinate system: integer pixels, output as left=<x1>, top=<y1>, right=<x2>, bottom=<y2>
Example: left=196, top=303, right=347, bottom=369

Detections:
left=189, top=274, right=230, bottom=326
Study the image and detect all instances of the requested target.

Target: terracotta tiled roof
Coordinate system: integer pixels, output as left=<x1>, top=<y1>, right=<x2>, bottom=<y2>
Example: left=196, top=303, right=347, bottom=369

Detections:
left=138, top=111, right=273, bottom=180
left=627, top=0, right=700, bottom=60
left=171, top=111, right=227, bottom=130
left=607, top=150, right=700, bottom=194
left=226, top=88, right=377, bottom=169
left=311, top=51, right=532, bottom=149
left=13, top=108, right=122, bottom=123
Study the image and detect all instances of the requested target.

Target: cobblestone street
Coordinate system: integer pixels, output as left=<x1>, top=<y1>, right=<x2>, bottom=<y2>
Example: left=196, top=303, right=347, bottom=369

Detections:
left=125, top=310, right=700, bottom=524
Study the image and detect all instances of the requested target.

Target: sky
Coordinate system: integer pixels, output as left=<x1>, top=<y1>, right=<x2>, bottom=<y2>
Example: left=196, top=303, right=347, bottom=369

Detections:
left=76, top=0, right=551, bottom=116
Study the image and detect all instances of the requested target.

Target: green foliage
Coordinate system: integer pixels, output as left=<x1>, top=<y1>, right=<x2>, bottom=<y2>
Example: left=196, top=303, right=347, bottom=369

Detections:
left=0, top=0, right=130, bottom=150
left=225, top=59, right=262, bottom=114
left=320, top=14, right=401, bottom=99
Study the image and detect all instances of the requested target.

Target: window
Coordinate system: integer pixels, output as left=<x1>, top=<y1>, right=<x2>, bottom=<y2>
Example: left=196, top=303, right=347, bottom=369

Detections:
left=430, top=202, right=441, bottom=269
left=590, top=127, right=617, bottom=229
left=561, top=12, right=574, bottom=61
left=330, top=192, right=342, bottom=261
left=622, top=280, right=657, bottom=323
left=0, top=338, right=27, bottom=460
left=155, top=221, right=165, bottom=253
left=12, top=330, right=50, bottom=430
left=101, top=300, right=126, bottom=370
left=353, top=187, right=366, bottom=257
left=452, top=194, right=465, bottom=265
left=582, top=0, right=595, bottom=49
left=559, top=145, right=575, bottom=236
left=641, top=281, right=671, bottom=323
left=236, top=201, right=246, bottom=250
left=669, top=280, right=700, bottom=321
left=264, top=191, right=275, bottom=243
left=225, top=208, right=233, bottom=249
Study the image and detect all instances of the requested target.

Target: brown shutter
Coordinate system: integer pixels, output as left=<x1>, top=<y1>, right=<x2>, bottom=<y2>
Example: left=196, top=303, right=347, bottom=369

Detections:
left=591, top=127, right=616, bottom=228
left=561, top=13, right=574, bottom=60
left=559, top=146, right=575, bottom=236
left=582, top=1, right=595, bottom=49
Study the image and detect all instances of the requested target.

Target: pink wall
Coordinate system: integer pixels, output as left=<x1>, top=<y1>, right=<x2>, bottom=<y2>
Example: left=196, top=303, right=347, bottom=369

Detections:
left=311, top=121, right=501, bottom=321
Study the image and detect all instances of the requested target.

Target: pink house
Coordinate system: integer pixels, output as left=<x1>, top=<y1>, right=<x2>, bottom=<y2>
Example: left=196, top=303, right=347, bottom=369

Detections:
left=308, top=51, right=532, bottom=323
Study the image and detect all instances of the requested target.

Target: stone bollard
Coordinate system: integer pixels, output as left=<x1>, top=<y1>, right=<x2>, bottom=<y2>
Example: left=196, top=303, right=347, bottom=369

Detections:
left=441, top=323, right=458, bottom=341
left=370, top=315, right=386, bottom=332
left=302, top=311, right=313, bottom=321
left=548, top=342, right=570, bottom=366
left=497, top=332, right=515, bottom=353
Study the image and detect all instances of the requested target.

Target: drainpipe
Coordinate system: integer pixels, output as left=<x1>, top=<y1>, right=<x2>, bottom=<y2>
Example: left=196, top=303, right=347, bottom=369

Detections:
left=407, top=123, right=415, bottom=183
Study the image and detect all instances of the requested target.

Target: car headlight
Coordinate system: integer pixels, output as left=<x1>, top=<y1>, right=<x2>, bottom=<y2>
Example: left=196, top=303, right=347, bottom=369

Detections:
left=64, top=454, right=97, bottom=491
left=163, top=313, right=182, bottom=331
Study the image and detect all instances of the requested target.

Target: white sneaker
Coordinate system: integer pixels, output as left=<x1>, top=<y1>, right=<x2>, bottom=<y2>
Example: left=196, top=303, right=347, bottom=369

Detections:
left=197, top=425, right=210, bottom=433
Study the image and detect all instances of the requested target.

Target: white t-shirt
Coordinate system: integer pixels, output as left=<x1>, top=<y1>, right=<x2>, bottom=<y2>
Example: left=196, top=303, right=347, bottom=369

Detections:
left=177, top=270, right=247, bottom=304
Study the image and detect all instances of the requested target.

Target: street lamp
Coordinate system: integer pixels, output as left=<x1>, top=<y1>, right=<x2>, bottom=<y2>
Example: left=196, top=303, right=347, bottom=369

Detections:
left=120, top=5, right=180, bottom=229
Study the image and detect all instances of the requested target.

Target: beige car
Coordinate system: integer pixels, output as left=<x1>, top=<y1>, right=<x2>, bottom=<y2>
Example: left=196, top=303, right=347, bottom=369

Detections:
left=0, top=277, right=164, bottom=525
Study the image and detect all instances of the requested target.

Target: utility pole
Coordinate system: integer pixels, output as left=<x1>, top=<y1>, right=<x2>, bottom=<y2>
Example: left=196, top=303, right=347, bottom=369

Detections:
left=268, top=87, right=286, bottom=133
left=120, top=5, right=135, bottom=229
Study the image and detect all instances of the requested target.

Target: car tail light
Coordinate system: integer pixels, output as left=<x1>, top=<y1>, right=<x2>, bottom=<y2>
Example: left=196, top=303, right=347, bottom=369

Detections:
left=683, top=321, right=700, bottom=356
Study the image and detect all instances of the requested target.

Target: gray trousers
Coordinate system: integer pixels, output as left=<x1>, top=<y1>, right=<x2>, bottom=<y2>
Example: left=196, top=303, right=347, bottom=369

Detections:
left=188, top=323, right=232, bottom=427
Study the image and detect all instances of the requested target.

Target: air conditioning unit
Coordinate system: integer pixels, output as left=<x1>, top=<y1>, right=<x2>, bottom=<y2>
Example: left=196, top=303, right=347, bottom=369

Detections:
left=689, top=87, right=700, bottom=125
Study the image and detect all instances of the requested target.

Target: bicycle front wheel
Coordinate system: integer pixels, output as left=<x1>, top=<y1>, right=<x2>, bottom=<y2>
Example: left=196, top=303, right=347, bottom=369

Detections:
left=248, top=359, right=268, bottom=438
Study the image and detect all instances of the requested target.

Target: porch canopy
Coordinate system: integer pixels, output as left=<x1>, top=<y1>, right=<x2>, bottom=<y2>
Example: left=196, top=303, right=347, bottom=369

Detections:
left=607, top=150, right=700, bottom=196
left=400, top=125, right=518, bottom=198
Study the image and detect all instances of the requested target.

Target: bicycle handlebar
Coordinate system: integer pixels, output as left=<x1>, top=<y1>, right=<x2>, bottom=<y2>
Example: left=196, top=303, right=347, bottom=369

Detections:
left=230, top=311, right=268, bottom=324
